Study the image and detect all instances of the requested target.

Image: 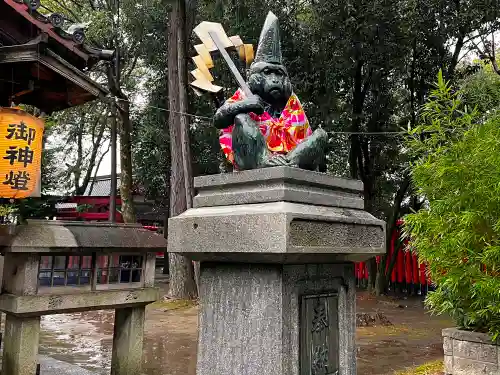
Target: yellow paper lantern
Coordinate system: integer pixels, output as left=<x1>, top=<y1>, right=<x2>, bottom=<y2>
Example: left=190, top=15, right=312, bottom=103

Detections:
left=0, top=108, right=44, bottom=198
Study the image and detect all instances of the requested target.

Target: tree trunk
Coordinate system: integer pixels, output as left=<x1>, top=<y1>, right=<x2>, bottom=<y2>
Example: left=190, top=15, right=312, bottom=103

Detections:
left=73, top=118, right=84, bottom=194
left=178, top=0, right=201, bottom=291
left=367, top=257, right=377, bottom=292
left=105, top=8, right=136, bottom=224
left=178, top=0, right=193, bottom=209
left=374, top=175, right=411, bottom=295
left=106, top=0, right=136, bottom=224
left=168, top=251, right=197, bottom=299
left=374, top=270, right=387, bottom=296
left=166, top=0, right=197, bottom=300
left=350, top=60, right=381, bottom=291
left=117, top=99, right=136, bottom=223
left=447, top=31, right=465, bottom=80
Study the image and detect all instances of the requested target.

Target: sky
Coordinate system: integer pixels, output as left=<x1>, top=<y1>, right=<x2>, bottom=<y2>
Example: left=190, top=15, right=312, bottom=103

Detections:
left=96, top=138, right=121, bottom=176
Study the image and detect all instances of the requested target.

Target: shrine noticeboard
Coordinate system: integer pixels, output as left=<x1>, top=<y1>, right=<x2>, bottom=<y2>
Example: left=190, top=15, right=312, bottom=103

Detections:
left=0, top=108, right=44, bottom=198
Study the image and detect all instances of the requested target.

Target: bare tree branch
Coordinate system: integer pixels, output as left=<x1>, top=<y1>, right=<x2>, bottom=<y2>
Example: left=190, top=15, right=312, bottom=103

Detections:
left=123, top=53, right=140, bottom=83
left=90, top=112, right=102, bottom=145
left=492, top=31, right=496, bottom=61
left=86, top=0, right=97, bottom=10
left=78, top=116, right=108, bottom=195
left=88, top=141, right=111, bottom=196
left=52, top=0, right=82, bottom=23
left=464, top=27, right=496, bottom=45
left=469, top=30, right=500, bottom=76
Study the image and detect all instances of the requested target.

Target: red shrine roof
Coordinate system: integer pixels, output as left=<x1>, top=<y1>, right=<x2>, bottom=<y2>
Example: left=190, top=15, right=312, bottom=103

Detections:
left=3, top=0, right=90, bottom=62
left=51, top=174, right=161, bottom=223
left=0, top=0, right=113, bottom=112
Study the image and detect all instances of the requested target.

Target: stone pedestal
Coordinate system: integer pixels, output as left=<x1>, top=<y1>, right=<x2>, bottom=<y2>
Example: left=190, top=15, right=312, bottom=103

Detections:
left=168, top=167, right=386, bottom=375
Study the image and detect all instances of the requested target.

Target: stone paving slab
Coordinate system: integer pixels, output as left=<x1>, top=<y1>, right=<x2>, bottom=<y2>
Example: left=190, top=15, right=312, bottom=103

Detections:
left=39, top=355, right=96, bottom=375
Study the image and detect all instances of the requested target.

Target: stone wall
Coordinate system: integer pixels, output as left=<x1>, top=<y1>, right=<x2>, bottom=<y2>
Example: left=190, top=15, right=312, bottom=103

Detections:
left=443, top=328, right=499, bottom=375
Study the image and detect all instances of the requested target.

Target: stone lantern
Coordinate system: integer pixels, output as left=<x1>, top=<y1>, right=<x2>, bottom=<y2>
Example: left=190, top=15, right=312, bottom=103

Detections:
left=0, top=220, right=166, bottom=375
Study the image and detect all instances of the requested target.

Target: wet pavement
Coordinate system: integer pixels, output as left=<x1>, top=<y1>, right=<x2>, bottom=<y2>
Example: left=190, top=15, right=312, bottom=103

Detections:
left=40, top=311, right=113, bottom=374
left=37, top=282, right=198, bottom=375
left=39, top=355, right=96, bottom=375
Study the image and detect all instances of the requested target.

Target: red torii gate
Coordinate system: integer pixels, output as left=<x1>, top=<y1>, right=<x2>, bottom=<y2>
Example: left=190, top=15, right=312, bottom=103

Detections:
left=354, top=219, right=433, bottom=294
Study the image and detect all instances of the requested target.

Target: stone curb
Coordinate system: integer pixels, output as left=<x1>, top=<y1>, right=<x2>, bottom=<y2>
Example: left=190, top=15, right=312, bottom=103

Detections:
left=443, top=328, right=498, bottom=345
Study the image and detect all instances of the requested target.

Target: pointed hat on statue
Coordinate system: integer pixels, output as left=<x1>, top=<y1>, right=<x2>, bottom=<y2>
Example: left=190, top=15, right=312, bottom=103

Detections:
left=254, top=11, right=282, bottom=64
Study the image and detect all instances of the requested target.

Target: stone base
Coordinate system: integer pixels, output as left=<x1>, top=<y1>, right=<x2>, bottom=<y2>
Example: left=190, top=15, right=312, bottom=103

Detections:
left=169, top=168, right=386, bottom=375
left=169, top=168, right=385, bottom=264
left=168, top=167, right=385, bottom=264
left=169, top=202, right=384, bottom=264
left=443, top=328, right=500, bottom=375
left=197, top=262, right=355, bottom=375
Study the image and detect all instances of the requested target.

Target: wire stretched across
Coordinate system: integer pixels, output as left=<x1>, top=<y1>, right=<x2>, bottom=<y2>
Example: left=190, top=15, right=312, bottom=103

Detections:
left=110, top=96, right=411, bottom=136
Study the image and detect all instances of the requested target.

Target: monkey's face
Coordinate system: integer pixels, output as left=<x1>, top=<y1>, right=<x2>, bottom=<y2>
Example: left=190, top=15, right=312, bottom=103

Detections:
left=248, top=62, right=292, bottom=107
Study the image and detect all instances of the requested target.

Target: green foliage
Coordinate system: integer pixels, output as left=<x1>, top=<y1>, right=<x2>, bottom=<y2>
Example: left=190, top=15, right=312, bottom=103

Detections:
left=395, top=360, right=443, bottom=375
left=76, top=204, right=93, bottom=213
left=405, top=71, right=500, bottom=338
left=407, top=70, right=478, bottom=157
left=182, top=0, right=413, bottom=217
left=191, top=0, right=499, bottom=220
left=15, top=197, right=59, bottom=221
left=0, top=199, right=55, bottom=223
left=132, top=0, right=224, bottom=202
left=0, top=205, right=16, bottom=217
left=0, top=204, right=18, bottom=224
left=461, top=64, right=500, bottom=115
left=132, top=91, right=170, bottom=202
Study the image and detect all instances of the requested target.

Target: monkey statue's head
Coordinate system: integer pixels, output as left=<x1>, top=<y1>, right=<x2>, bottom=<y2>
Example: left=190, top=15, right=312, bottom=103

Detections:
left=247, top=12, right=293, bottom=113
left=248, top=61, right=292, bottom=111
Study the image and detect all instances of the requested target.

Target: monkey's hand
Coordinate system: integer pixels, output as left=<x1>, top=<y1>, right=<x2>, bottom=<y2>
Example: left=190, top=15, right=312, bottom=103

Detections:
left=214, top=95, right=266, bottom=129
left=239, top=95, right=266, bottom=115
left=264, top=153, right=290, bottom=167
